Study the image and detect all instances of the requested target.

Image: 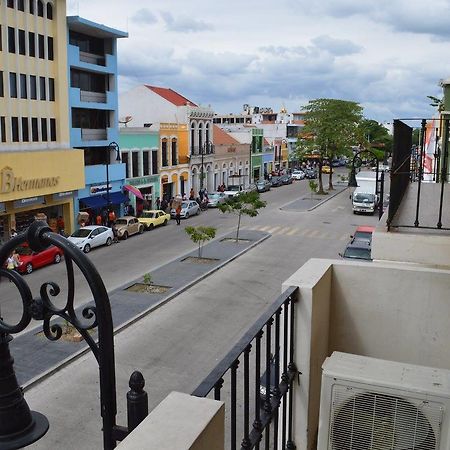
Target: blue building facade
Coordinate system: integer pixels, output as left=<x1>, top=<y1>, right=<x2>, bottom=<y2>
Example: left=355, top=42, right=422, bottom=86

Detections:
left=67, top=16, right=128, bottom=225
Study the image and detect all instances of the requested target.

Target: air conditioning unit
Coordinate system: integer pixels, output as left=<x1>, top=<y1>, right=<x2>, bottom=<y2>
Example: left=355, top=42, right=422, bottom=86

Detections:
left=317, top=352, right=450, bottom=450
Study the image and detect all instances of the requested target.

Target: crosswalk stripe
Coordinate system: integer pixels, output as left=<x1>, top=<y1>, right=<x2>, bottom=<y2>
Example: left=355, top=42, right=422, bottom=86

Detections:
left=266, top=226, right=281, bottom=233
left=286, top=228, right=298, bottom=236
left=274, top=227, right=293, bottom=235
left=303, top=229, right=320, bottom=238
left=258, top=225, right=271, bottom=231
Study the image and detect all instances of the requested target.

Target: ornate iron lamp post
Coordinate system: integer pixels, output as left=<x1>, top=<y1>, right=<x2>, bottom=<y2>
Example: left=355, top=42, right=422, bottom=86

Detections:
left=105, top=142, right=121, bottom=210
left=0, top=222, right=148, bottom=449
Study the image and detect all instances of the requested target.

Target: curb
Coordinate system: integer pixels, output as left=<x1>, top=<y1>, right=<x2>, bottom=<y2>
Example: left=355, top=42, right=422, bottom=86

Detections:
left=22, top=232, right=270, bottom=392
left=307, top=185, right=349, bottom=211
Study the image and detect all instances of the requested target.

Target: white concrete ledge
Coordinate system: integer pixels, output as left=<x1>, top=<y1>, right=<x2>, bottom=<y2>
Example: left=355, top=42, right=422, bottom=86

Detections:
left=117, top=391, right=224, bottom=450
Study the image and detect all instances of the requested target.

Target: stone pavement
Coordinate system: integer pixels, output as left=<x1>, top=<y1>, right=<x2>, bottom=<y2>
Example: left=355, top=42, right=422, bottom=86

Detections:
left=12, top=229, right=269, bottom=387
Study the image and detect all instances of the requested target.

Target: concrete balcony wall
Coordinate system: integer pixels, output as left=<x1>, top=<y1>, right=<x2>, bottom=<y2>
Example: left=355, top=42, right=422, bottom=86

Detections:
left=117, top=392, right=224, bottom=450
left=68, top=44, right=117, bottom=74
left=283, top=258, right=450, bottom=449
left=70, top=87, right=117, bottom=110
left=71, top=127, right=118, bottom=148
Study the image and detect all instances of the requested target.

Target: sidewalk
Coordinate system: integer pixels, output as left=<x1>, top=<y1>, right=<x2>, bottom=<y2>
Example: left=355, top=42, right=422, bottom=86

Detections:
left=12, top=229, right=269, bottom=388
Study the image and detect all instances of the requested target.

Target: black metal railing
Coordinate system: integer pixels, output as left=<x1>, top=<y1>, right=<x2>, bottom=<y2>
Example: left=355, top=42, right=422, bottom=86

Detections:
left=387, top=118, right=449, bottom=230
left=192, top=286, right=299, bottom=449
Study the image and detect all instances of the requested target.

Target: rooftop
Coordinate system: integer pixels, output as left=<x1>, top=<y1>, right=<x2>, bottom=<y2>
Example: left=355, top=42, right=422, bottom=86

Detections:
left=144, top=85, right=197, bottom=107
left=212, top=125, right=240, bottom=145
left=67, top=16, right=128, bottom=39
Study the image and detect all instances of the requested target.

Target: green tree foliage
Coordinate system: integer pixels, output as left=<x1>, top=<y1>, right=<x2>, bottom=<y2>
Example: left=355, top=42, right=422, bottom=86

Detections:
left=295, top=98, right=363, bottom=193
left=218, top=191, right=267, bottom=242
left=185, top=226, right=217, bottom=258
left=358, top=119, right=392, bottom=158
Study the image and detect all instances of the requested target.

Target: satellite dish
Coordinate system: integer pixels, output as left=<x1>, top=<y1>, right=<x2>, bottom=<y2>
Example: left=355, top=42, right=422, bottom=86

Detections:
left=119, top=116, right=133, bottom=127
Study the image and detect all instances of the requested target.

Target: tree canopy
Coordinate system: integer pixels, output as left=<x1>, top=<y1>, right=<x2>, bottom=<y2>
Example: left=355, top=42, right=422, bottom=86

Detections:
left=295, top=98, right=364, bottom=193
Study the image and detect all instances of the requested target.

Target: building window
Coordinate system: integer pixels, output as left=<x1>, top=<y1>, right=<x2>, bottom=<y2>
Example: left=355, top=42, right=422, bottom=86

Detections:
left=37, top=0, right=43, bottom=17
left=38, top=34, right=44, bottom=58
left=21, top=117, right=29, bottom=141
left=30, top=75, right=37, bottom=99
left=47, top=36, right=53, bottom=60
left=39, top=76, right=46, bottom=100
left=46, top=2, right=53, bottom=19
left=18, top=0, right=24, bottom=10
left=50, top=118, right=56, bottom=141
left=151, top=150, right=158, bottom=174
left=49, top=78, right=55, bottom=101
left=7, top=0, right=14, bottom=8
left=8, top=27, right=15, bottom=53
left=18, top=29, right=25, bottom=55
left=28, top=32, right=35, bottom=57
left=0, top=72, right=3, bottom=97
left=143, top=151, right=150, bottom=176
left=11, top=117, right=19, bottom=142
left=31, top=117, right=38, bottom=141
left=41, top=118, right=47, bottom=141
left=0, top=25, right=2, bottom=51
left=121, top=152, right=129, bottom=178
left=190, top=123, right=195, bottom=155
left=161, top=139, right=168, bottom=167
left=171, top=139, right=178, bottom=165
left=198, top=123, right=203, bottom=152
left=0, top=117, right=6, bottom=142
left=20, top=74, right=27, bottom=98
left=9, top=73, right=17, bottom=98
left=206, top=123, right=210, bottom=145
left=132, top=152, right=139, bottom=177
left=29, top=0, right=34, bottom=14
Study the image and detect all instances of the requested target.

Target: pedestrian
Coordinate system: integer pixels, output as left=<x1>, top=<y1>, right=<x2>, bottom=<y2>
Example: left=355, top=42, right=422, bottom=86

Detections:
left=156, top=197, right=161, bottom=210
left=189, top=188, right=195, bottom=200
left=161, top=198, right=168, bottom=212
left=182, top=193, right=187, bottom=201
left=12, top=250, right=21, bottom=269
left=96, top=213, right=102, bottom=226
left=102, top=210, right=108, bottom=226
left=10, top=229, right=17, bottom=238
left=108, top=209, right=116, bottom=227
left=57, top=216, right=65, bottom=236
left=112, top=223, right=119, bottom=243
left=6, top=253, right=16, bottom=281
left=175, top=204, right=182, bottom=225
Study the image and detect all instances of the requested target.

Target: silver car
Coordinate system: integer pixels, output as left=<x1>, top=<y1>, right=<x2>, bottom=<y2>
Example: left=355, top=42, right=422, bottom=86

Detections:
left=170, top=200, right=200, bottom=219
left=207, top=192, right=226, bottom=207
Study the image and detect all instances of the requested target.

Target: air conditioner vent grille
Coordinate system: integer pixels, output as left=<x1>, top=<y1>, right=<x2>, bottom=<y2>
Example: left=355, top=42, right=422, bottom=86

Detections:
left=330, top=385, right=444, bottom=450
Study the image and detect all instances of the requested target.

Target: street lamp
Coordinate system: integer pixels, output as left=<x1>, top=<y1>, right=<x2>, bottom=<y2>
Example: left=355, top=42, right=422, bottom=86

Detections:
left=105, top=142, right=121, bottom=210
left=200, top=141, right=213, bottom=191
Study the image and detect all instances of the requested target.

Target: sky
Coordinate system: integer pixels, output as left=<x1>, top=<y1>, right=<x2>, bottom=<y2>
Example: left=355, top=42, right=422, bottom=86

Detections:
left=66, top=0, right=450, bottom=124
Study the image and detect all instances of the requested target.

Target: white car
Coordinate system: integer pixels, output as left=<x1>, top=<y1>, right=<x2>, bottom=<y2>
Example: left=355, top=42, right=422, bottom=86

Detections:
left=68, top=225, right=114, bottom=253
left=291, top=170, right=305, bottom=180
left=207, top=192, right=226, bottom=207
left=170, top=200, right=200, bottom=219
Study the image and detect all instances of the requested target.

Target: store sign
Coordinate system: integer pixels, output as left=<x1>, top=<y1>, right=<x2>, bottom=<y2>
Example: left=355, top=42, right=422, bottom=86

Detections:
left=53, top=191, right=74, bottom=200
left=90, top=184, right=111, bottom=195
left=14, top=196, right=45, bottom=208
left=128, top=175, right=159, bottom=186
left=1, top=166, right=59, bottom=194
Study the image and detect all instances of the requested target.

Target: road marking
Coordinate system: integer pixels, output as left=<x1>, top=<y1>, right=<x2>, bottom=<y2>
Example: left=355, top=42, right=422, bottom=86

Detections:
left=267, top=226, right=281, bottom=233
left=304, top=229, right=321, bottom=238
left=286, top=228, right=299, bottom=236
left=258, top=225, right=271, bottom=231
left=275, top=227, right=293, bottom=235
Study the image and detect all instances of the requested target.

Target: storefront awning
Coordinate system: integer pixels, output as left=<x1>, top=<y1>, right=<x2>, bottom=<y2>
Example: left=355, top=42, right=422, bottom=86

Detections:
left=80, top=192, right=128, bottom=209
left=123, top=184, right=144, bottom=200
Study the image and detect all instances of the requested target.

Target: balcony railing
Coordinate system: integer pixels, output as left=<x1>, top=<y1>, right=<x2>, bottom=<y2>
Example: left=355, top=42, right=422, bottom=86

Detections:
left=81, top=128, right=107, bottom=141
left=388, top=119, right=449, bottom=230
left=79, top=51, right=106, bottom=66
left=80, top=90, right=107, bottom=103
left=192, top=286, right=299, bottom=449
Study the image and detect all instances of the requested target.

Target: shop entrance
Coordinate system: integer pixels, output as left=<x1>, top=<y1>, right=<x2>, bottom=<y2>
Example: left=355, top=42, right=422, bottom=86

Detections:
left=162, top=182, right=173, bottom=202
left=15, top=205, right=65, bottom=234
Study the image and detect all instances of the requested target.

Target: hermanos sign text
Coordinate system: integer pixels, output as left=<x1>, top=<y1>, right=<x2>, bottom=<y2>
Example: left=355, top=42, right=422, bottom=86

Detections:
left=1, top=166, right=59, bottom=194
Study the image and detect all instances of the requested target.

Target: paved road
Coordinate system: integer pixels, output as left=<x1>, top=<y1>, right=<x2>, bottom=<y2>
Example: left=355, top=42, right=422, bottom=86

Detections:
left=18, top=173, right=380, bottom=449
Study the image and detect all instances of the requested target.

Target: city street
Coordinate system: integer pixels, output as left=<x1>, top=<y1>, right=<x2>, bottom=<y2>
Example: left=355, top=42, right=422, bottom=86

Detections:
left=13, top=172, right=380, bottom=448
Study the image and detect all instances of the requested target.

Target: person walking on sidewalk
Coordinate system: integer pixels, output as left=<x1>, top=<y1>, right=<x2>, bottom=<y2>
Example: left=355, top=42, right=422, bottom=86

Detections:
left=175, top=204, right=182, bottom=225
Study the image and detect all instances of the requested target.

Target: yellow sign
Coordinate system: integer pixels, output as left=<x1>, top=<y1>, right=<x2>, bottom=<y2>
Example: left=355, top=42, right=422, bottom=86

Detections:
left=0, top=150, right=85, bottom=202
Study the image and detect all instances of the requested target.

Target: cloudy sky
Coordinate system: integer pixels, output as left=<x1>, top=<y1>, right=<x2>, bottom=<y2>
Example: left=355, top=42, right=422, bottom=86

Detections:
left=67, top=0, right=450, bottom=123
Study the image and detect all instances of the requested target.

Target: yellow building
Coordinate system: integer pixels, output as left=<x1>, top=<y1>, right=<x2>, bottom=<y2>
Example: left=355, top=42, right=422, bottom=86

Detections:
left=159, top=123, right=189, bottom=200
left=0, top=0, right=84, bottom=240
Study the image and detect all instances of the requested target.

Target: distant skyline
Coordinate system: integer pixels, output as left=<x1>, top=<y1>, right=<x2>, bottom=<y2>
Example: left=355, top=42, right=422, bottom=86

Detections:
left=67, top=0, right=450, bottom=123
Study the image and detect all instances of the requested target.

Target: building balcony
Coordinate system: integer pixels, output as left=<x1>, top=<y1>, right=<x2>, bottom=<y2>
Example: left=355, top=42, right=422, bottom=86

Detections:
left=68, top=44, right=117, bottom=74
left=82, top=128, right=107, bottom=141
left=70, top=87, right=116, bottom=110
left=71, top=127, right=118, bottom=147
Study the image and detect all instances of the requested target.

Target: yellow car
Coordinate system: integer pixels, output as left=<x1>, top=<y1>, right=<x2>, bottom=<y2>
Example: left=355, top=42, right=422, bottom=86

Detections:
left=321, top=165, right=331, bottom=174
left=138, top=210, right=170, bottom=230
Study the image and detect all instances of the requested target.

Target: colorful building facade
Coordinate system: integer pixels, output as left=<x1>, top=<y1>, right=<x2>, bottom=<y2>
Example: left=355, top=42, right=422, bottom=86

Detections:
left=0, top=0, right=85, bottom=239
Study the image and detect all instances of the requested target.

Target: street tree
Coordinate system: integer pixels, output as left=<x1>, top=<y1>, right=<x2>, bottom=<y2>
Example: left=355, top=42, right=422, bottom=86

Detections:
left=218, top=191, right=266, bottom=242
left=295, top=98, right=363, bottom=193
left=185, top=226, right=217, bottom=258
left=358, top=119, right=392, bottom=160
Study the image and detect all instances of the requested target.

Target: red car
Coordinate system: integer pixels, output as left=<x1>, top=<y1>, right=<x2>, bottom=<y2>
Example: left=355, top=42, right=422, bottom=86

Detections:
left=14, top=243, right=63, bottom=274
left=351, top=226, right=375, bottom=245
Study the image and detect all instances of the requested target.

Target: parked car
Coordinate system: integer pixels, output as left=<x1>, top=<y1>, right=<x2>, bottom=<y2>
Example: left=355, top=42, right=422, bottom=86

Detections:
left=223, top=185, right=244, bottom=198
left=280, top=174, right=293, bottom=185
left=256, top=179, right=271, bottom=192
left=270, top=176, right=283, bottom=187
left=351, top=225, right=375, bottom=245
left=138, top=210, right=170, bottom=230
left=340, top=240, right=372, bottom=261
left=13, top=242, right=63, bottom=274
left=291, top=170, right=305, bottom=180
left=170, top=200, right=200, bottom=219
left=114, top=216, right=144, bottom=239
left=259, top=353, right=279, bottom=406
left=207, top=192, right=226, bottom=207
left=68, top=225, right=114, bottom=253
left=322, top=165, right=331, bottom=174
left=304, top=168, right=317, bottom=179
